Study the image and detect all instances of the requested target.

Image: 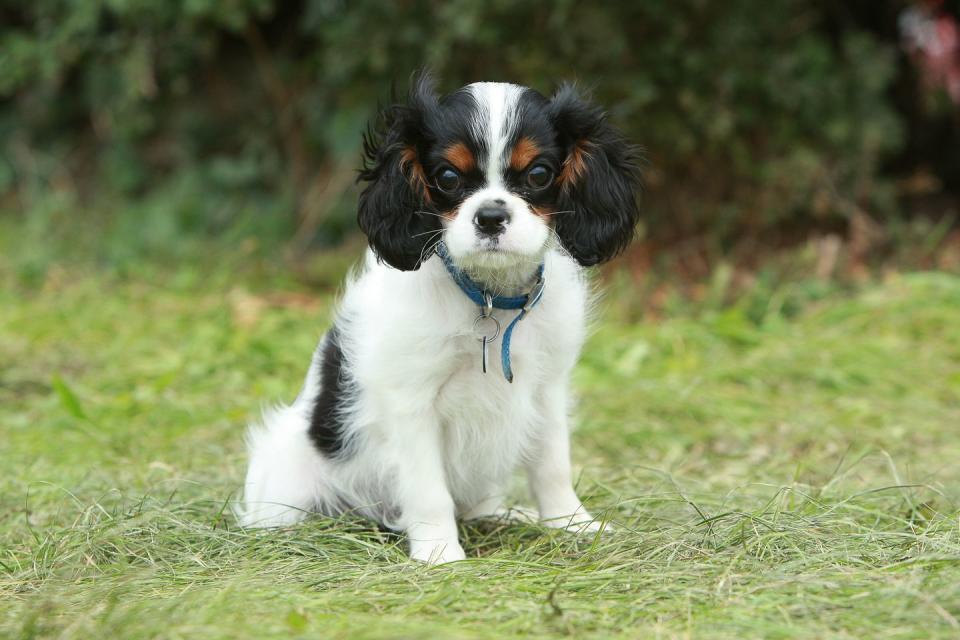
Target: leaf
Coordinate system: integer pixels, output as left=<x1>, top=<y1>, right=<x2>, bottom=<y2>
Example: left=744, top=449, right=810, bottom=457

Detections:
left=51, top=375, right=87, bottom=420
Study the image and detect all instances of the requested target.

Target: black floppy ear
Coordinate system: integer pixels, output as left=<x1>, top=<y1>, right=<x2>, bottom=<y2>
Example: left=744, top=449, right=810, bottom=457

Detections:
left=548, top=84, right=643, bottom=267
left=357, top=73, right=441, bottom=271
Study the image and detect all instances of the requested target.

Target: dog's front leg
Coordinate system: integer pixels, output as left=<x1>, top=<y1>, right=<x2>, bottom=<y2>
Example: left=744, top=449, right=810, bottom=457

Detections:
left=526, top=383, right=605, bottom=533
left=390, top=411, right=465, bottom=564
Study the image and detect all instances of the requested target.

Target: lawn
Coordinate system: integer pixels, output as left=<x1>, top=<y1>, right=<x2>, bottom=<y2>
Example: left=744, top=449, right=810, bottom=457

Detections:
left=2, top=236, right=959, bottom=638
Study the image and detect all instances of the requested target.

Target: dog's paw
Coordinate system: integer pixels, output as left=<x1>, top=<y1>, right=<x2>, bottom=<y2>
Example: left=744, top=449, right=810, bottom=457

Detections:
left=540, top=509, right=614, bottom=535
left=464, top=505, right=539, bottom=524
left=409, top=540, right=467, bottom=565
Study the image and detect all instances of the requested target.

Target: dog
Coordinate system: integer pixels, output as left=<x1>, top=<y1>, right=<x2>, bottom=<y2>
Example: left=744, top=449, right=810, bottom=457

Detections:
left=240, top=74, right=641, bottom=564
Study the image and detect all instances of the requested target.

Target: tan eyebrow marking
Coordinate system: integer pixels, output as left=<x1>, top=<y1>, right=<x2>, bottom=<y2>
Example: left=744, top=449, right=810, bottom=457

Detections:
left=442, top=142, right=475, bottom=173
left=557, top=139, right=594, bottom=186
left=399, top=146, right=432, bottom=203
left=510, top=137, right=541, bottom=171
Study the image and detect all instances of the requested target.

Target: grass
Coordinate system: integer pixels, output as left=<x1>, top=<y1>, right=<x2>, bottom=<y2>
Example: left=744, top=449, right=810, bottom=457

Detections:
left=1, top=226, right=959, bottom=638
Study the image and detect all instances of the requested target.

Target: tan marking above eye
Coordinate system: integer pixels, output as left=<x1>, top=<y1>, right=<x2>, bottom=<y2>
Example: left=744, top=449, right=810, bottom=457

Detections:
left=510, top=137, right=541, bottom=171
left=442, top=142, right=475, bottom=173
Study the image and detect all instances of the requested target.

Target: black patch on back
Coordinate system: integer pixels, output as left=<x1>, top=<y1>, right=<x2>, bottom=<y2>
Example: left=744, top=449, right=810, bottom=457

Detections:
left=308, top=327, right=351, bottom=457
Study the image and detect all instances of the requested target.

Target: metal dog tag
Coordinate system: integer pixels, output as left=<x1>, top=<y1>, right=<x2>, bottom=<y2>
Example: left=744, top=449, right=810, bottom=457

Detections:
left=473, top=315, right=500, bottom=373
left=472, top=299, right=501, bottom=375
left=481, top=336, right=489, bottom=373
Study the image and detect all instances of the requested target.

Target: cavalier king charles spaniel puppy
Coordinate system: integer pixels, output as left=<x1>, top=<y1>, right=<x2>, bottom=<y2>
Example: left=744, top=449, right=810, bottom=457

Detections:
left=240, top=74, right=641, bottom=564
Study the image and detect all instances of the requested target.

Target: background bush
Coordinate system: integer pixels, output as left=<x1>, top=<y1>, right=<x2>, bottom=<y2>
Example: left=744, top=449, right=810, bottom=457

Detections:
left=1, top=0, right=957, bottom=260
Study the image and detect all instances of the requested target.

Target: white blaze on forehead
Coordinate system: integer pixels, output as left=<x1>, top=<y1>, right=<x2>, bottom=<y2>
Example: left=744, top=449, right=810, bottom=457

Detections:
left=467, top=82, right=524, bottom=188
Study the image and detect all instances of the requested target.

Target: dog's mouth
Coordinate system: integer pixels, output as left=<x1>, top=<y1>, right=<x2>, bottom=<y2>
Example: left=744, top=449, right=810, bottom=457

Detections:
left=475, top=236, right=502, bottom=252
left=455, top=243, right=542, bottom=275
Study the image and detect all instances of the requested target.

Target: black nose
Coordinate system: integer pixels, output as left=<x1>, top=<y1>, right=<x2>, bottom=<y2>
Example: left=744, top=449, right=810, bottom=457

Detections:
left=474, top=205, right=510, bottom=235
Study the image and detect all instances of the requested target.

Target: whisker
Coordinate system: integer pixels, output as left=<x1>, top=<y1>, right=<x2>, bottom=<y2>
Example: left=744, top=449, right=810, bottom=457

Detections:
left=547, top=227, right=574, bottom=260
left=411, top=228, right=445, bottom=239
left=414, top=210, right=450, bottom=219
left=425, top=239, right=444, bottom=264
left=415, top=233, right=446, bottom=267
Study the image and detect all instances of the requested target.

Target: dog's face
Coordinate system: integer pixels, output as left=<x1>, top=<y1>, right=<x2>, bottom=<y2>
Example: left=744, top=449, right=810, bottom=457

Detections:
left=358, top=75, right=642, bottom=273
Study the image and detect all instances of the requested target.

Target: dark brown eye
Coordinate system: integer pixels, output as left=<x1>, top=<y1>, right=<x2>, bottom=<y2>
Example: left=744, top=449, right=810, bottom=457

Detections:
left=435, top=168, right=461, bottom=193
left=526, top=164, right=553, bottom=190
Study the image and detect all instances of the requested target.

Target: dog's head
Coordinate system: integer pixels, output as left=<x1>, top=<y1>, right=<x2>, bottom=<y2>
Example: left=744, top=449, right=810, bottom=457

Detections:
left=357, top=74, right=642, bottom=275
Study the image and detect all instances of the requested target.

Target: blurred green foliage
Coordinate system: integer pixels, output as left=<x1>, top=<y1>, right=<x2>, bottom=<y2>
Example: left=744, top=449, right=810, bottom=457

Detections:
left=1, top=0, right=904, bottom=249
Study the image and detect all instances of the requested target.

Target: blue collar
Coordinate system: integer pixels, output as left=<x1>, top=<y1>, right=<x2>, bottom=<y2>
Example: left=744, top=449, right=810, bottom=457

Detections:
left=435, top=241, right=545, bottom=383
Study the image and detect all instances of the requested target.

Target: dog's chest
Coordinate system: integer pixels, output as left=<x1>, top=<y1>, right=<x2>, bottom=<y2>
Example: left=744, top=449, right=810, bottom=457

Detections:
left=430, top=315, right=548, bottom=491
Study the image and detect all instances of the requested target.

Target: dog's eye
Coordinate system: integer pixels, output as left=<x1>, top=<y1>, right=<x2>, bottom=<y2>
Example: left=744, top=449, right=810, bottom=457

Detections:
left=526, top=164, right=553, bottom=190
left=435, top=168, right=461, bottom=193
